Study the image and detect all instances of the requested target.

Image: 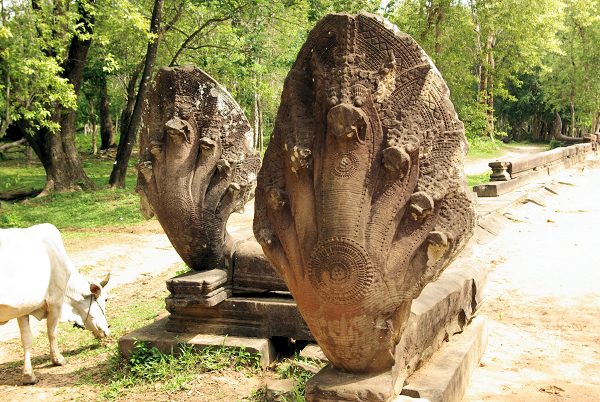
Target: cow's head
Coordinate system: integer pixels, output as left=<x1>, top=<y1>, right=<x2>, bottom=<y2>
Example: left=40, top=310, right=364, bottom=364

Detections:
left=63, top=274, right=111, bottom=338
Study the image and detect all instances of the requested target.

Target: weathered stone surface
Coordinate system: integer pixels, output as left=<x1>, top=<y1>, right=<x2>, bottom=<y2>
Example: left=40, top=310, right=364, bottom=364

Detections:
left=233, top=240, right=287, bottom=291
left=474, top=142, right=598, bottom=197
left=473, top=171, right=545, bottom=197
left=488, top=161, right=510, bottom=181
left=305, top=367, right=395, bottom=402
left=165, top=296, right=313, bottom=341
left=166, top=269, right=231, bottom=307
left=265, top=379, right=296, bottom=401
left=300, top=343, right=329, bottom=363
left=391, top=260, right=487, bottom=388
left=118, top=317, right=276, bottom=368
left=303, top=257, right=487, bottom=400
left=136, top=66, right=261, bottom=271
left=401, top=316, right=487, bottom=402
left=254, top=12, right=475, bottom=373
left=509, top=147, right=567, bottom=177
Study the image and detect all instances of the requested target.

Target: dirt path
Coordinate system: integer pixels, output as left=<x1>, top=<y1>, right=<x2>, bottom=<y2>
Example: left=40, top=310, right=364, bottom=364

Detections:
left=464, top=160, right=600, bottom=401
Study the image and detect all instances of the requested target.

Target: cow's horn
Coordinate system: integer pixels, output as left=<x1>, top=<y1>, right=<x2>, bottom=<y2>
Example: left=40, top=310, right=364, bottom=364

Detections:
left=100, top=273, right=110, bottom=288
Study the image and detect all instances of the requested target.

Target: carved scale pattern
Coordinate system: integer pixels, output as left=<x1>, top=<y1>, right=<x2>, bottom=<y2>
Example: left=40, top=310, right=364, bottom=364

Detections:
left=137, top=66, right=261, bottom=270
left=254, top=13, right=475, bottom=373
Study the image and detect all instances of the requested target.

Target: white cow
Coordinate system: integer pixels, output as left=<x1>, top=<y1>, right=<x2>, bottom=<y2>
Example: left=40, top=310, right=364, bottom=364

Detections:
left=0, top=223, right=110, bottom=384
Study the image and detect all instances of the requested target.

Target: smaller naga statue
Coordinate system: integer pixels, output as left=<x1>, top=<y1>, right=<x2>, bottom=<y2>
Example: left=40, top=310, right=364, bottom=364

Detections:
left=254, top=13, right=476, bottom=373
left=137, top=66, right=261, bottom=271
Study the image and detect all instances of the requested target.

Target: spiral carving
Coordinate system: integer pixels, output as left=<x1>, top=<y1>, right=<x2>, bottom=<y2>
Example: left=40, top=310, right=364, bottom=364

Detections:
left=254, top=13, right=475, bottom=373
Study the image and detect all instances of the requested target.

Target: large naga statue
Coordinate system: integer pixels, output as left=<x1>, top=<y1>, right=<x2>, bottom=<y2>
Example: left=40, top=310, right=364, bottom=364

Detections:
left=254, top=13, right=476, bottom=373
left=137, top=66, right=261, bottom=270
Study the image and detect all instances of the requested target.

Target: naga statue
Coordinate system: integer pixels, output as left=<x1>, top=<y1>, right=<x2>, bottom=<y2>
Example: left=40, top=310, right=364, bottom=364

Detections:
left=254, top=13, right=476, bottom=373
left=137, top=66, right=261, bottom=271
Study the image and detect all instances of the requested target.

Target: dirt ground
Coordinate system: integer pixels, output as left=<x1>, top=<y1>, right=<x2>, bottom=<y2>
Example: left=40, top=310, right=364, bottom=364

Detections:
left=1, top=156, right=599, bottom=401
left=465, top=160, right=600, bottom=402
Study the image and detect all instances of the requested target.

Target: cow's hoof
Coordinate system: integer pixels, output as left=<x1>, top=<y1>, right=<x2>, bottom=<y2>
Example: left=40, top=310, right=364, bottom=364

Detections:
left=22, top=374, right=38, bottom=385
left=52, top=356, right=66, bottom=366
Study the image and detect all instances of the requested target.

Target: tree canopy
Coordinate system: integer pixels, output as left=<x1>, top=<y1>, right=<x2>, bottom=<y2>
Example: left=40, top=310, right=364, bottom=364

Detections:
left=1, top=0, right=599, bottom=191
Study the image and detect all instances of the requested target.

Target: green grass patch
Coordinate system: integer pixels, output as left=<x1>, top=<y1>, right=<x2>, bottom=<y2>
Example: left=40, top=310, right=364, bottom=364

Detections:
left=0, top=154, right=142, bottom=229
left=103, top=342, right=261, bottom=401
left=0, top=186, right=142, bottom=228
left=273, top=355, right=325, bottom=401
left=0, top=159, right=46, bottom=191
left=467, top=137, right=503, bottom=159
left=467, top=172, right=491, bottom=187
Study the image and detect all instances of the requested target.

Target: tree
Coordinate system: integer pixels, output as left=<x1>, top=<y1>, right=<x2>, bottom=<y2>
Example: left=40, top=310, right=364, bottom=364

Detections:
left=541, top=0, right=600, bottom=136
left=5, top=0, right=98, bottom=194
left=109, top=0, right=164, bottom=188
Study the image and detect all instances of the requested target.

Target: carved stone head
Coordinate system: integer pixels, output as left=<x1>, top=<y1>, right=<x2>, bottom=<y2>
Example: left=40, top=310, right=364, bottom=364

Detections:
left=254, top=13, right=475, bottom=373
left=137, top=66, right=261, bottom=271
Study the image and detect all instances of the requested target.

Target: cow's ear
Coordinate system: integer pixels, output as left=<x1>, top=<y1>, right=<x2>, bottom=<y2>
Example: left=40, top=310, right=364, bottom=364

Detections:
left=99, top=273, right=110, bottom=288
left=90, top=283, right=102, bottom=298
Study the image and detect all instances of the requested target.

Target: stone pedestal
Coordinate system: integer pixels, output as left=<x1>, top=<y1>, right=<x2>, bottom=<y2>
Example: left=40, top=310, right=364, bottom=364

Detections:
left=303, top=254, right=488, bottom=401
left=489, top=161, right=511, bottom=181
left=164, top=240, right=313, bottom=341
left=118, top=317, right=276, bottom=369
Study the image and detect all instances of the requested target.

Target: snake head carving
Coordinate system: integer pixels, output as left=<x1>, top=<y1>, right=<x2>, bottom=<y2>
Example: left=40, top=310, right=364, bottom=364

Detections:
left=137, top=66, right=261, bottom=271
left=254, top=13, right=475, bottom=373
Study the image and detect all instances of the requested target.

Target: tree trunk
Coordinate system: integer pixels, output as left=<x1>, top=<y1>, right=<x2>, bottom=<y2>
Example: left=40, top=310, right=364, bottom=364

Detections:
left=119, top=60, right=144, bottom=143
left=253, top=90, right=259, bottom=150
left=479, top=32, right=496, bottom=140
left=99, top=76, right=115, bottom=149
left=257, top=95, right=263, bottom=153
left=91, top=121, right=98, bottom=155
left=23, top=0, right=95, bottom=195
left=569, top=93, right=576, bottom=137
left=109, top=0, right=164, bottom=188
left=592, top=112, right=600, bottom=134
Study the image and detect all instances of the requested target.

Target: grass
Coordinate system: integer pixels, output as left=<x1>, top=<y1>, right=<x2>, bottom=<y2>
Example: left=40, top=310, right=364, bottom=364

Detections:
left=103, top=341, right=262, bottom=401
left=467, top=172, right=491, bottom=187
left=0, top=149, right=143, bottom=229
left=275, top=356, right=325, bottom=401
left=466, top=137, right=503, bottom=159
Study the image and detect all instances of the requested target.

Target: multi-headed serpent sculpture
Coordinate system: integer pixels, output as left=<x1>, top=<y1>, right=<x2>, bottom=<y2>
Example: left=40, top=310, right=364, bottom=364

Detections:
left=136, top=66, right=261, bottom=271
left=253, top=13, right=476, bottom=373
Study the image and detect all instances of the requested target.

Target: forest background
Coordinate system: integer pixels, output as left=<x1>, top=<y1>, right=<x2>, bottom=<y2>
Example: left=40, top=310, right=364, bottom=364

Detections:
left=0, top=0, right=599, bottom=195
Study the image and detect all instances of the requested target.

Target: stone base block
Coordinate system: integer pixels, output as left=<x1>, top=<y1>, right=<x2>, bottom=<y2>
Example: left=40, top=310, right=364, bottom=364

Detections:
left=305, top=367, right=396, bottom=402
left=304, top=316, right=487, bottom=402
left=233, top=240, right=287, bottom=291
left=166, top=296, right=313, bottom=340
left=473, top=170, right=544, bottom=197
left=300, top=343, right=329, bottom=363
left=265, top=378, right=296, bottom=401
left=400, top=316, right=487, bottom=402
left=118, top=317, right=276, bottom=368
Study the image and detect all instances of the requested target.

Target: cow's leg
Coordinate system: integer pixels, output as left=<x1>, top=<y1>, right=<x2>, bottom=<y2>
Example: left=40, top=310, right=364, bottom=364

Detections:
left=46, top=306, right=65, bottom=366
left=17, top=315, right=37, bottom=385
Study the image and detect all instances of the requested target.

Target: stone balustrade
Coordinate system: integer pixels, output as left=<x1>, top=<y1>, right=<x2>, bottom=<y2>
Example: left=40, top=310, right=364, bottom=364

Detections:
left=474, top=138, right=598, bottom=197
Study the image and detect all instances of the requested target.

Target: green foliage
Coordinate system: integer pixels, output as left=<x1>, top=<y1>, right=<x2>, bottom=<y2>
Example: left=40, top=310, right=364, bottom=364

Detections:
left=103, top=341, right=261, bottom=400
left=548, top=138, right=565, bottom=149
left=272, top=355, right=325, bottom=401
left=466, top=137, right=502, bottom=159
left=0, top=154, right=141, bottom=229
left=0, top=0, right=81, bottom=135
left=466, top=172, right=491, bottom=187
